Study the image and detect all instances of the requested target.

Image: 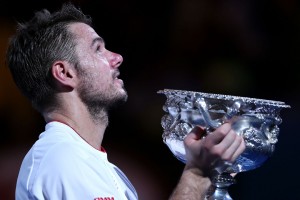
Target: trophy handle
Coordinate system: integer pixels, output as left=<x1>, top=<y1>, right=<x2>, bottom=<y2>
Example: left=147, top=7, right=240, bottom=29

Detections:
left=194, top=97, right=222, bottom=129
left=194, top=96, right=244, bottom=131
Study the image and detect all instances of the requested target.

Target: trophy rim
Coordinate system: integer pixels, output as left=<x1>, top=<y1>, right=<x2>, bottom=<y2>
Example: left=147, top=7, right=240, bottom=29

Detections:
left=157, top=89, right=291, bottom=108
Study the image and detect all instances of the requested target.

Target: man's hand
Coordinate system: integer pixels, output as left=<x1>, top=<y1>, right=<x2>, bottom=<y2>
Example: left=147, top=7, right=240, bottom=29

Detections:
left=169, top=123, right=245, bottom=200
left=184, top=123, right=245, bottom=177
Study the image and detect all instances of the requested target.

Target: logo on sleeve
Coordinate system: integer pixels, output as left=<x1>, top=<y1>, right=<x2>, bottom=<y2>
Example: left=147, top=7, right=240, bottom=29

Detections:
left=94, top=197, right=114, bottom=200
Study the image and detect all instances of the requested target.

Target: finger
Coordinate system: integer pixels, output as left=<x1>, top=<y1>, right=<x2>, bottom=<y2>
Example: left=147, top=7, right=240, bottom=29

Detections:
left=216, top=129, right=237, bottom=151
left=205, top=123, right=231, bottom=145
left=222, top=134, right=244, bottom=161
left=231, top=137, right=246, bottom=161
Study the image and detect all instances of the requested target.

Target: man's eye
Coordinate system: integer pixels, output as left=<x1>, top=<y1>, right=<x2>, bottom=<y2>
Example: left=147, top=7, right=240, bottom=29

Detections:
left=96, top=45, right=102, bottom=52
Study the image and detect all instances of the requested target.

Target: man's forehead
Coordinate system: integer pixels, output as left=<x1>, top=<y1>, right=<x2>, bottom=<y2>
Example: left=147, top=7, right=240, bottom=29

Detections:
left=69, top=22, right=103, bottom=42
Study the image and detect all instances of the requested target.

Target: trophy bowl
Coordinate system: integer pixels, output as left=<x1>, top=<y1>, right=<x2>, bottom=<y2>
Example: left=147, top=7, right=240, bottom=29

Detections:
left=158, top=89, right=290, bottom=200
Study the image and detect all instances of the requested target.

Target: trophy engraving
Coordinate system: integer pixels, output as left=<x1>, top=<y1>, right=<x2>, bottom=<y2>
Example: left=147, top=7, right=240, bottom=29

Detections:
left=158, top=89, right=290, bottom=200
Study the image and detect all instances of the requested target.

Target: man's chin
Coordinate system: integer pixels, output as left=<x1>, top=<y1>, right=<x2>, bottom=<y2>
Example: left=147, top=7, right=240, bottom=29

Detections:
left=119, top=87, right=128, bottom=100
left=111, top=89, right=128, bottom=106
left=118, top=92, right=128, bottom=104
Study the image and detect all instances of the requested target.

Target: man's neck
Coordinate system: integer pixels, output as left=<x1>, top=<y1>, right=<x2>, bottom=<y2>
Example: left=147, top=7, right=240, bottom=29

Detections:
left=43, top=108, right=107, bottom=150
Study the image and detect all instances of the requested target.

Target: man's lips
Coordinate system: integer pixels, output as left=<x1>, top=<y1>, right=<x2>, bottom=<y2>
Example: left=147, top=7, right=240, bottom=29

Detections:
left=113, top=70, right=120, bottom=79
left=113, top=70, right=124, bottom=86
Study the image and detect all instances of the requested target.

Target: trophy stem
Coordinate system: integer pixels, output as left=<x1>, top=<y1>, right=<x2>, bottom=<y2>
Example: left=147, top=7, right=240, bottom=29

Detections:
left=205, top=173, right=236, bottom=200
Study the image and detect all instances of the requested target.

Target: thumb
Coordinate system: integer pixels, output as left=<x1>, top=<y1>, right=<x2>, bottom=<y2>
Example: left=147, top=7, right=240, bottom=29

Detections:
left=185, top=126, right=206, bottom=141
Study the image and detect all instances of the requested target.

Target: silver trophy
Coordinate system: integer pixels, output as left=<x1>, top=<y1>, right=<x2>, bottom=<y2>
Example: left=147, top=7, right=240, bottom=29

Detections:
left=158, top=89, right=290, bottom=200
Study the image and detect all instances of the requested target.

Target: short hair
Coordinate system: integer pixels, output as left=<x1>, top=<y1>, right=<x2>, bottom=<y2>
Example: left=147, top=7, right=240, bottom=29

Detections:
left=6, top=3, right=92, bottom=112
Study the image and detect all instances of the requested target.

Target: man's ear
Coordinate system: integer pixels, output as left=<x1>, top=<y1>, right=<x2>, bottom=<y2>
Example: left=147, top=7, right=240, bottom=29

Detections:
left=51, top=61, right=77, bottom=90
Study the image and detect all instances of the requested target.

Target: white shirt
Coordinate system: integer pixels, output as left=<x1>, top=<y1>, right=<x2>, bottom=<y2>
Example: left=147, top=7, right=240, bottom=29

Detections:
left=16, top=121, right=138, bottom=200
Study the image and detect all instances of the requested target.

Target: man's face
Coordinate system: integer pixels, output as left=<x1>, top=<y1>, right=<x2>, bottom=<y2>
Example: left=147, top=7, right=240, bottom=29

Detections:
left=69, top=23, right=127, bottom=114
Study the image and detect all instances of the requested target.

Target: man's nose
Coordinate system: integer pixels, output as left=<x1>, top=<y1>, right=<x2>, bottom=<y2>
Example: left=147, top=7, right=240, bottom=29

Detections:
left=110, top=52, right=123, bottom=68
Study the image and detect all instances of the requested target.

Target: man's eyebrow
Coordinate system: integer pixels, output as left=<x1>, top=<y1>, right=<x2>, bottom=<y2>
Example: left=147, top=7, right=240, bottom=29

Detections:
left=91, top=37, right=105, bottom=48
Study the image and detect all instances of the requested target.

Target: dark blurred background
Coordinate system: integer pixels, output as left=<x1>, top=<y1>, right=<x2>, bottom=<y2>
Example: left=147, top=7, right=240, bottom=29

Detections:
left=0, top=0, right=299, bottom=199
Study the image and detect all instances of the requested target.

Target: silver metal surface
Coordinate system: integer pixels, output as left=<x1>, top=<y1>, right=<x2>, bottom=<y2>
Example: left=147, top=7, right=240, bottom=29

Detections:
left=158, top=89, right=290, bottom=199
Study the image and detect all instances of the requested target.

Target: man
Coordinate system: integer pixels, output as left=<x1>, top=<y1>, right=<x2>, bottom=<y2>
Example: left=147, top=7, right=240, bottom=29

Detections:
left=6, top=3, right=245, bottom=200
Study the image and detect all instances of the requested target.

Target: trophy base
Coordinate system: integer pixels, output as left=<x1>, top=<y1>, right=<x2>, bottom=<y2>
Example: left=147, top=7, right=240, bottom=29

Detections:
left=205, top=173, right=236, bottom=200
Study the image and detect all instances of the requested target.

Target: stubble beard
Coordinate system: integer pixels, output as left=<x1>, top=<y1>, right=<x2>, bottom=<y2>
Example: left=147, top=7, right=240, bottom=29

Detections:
left=77, top=75, right=128, bottom=125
